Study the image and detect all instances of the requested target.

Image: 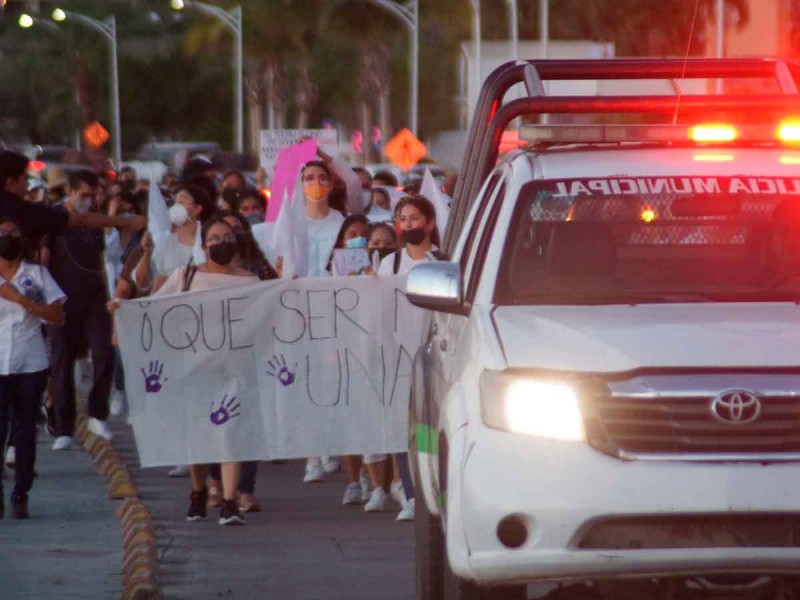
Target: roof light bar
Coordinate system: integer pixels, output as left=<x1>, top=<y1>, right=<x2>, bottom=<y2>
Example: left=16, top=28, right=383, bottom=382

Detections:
left=519, top=122, right=797, bottom=146
left=688, top=124, right=738, bottom=143
left=778, top=120, right=800, bottom=143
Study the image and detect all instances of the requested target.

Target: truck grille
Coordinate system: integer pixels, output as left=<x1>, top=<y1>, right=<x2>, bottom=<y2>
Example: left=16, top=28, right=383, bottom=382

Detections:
left=582, top=374, right=800, bottom=458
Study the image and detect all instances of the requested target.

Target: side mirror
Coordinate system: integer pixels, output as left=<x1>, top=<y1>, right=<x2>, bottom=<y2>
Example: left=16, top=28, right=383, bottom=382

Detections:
left=406, top=261, right=464, bottom=313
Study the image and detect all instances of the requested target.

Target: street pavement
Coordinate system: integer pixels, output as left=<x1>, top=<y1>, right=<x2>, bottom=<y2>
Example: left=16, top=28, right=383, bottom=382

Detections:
left=111, top=419, right=416, bottom=600
left=0, top=434, right=123, bottom=600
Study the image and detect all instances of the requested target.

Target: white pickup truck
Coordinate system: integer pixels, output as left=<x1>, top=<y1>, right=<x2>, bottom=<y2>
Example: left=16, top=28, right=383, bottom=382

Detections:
left=407, top=59, right=800, bottom=600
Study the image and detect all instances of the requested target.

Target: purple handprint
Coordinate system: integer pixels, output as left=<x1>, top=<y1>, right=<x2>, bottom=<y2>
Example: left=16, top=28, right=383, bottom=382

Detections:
left=266, top=355, right=297, bottom=387
left=141, top=361, right=165, bottom=394
left=209, top=394, right=241, bottom=427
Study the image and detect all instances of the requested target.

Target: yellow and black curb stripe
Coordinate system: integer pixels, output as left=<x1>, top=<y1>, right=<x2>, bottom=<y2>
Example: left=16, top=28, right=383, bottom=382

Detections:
left=74, top=415, right=162, bottom=600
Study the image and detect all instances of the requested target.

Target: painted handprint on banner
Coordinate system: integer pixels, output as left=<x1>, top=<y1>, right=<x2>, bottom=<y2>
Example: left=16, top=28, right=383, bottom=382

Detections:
left=209, top=394, right=241, bottom=427
left=266, top=355, right=297, bottom=387
left=141, top=361, right=166, bottom=394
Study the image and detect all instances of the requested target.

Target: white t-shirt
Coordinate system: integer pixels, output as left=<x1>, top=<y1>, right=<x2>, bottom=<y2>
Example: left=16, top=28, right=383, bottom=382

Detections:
left=153, top=232, right=197, bottom=278
left=378, top=248, right=431, bottom=276
left=306, top=210, right=344, bottom=278
left=0, top=261, right=66, bottom=375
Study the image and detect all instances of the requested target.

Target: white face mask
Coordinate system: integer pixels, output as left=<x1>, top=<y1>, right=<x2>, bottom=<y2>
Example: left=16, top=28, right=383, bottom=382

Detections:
left=74, top=199, right=93, bottom=214
left=169, top=203, right=190, bottom=226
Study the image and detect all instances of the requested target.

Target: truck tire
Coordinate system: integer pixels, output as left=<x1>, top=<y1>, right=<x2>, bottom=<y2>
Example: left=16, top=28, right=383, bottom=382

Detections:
left=444, top=556, right=527, bottom=600
left=415, top=455, right=445, bottom=600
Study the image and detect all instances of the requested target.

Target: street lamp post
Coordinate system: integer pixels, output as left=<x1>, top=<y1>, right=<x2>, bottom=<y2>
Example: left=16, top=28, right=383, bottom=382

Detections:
left=469, top=0, right=481, bottom=111
left=358, top=0, right=418, bottom=135
left=506, top=0, right=518, bottom=62
left=171, top=0, right=243, bottom=153
left=52, top=8, right=122, bottom=165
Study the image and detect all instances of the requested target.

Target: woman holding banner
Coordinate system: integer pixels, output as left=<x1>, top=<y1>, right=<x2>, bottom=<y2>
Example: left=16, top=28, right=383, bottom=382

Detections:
left=113, top=214, right=260, bottom=525
left=374, top=195, right=442, bottom=522
left=275, top=149, right=366, bottom=483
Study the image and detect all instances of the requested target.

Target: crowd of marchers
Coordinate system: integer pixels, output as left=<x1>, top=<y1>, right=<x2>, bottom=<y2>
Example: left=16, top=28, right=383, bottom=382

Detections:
left=0, top=148, right=454, bottom=526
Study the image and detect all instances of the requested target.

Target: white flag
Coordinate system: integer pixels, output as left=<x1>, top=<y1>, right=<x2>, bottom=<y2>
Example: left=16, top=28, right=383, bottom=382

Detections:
left=420, top=169, right=450, bottom=243
left=147, top=175, right=171, bottom=250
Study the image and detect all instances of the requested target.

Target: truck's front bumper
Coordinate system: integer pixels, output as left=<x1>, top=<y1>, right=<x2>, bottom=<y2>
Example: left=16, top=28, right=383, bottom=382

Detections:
left=450, top=426, right=800, bottom=584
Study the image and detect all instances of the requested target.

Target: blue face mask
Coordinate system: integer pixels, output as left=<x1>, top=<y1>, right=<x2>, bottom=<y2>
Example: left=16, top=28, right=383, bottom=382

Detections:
left=345, top=236, right=368, bottom=249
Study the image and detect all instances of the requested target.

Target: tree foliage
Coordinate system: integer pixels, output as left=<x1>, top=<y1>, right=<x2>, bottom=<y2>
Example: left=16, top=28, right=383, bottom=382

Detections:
left=0, top=0, right=751, bottom=154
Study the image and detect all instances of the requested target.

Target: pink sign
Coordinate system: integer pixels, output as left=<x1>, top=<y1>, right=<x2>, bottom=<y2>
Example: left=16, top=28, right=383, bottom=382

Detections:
left=266, top=139, right=318, bottom=222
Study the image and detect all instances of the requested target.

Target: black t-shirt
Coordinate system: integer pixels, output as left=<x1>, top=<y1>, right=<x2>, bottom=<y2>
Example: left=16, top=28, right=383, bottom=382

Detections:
left=0, top=191, right=69, bottom=236
left=47, top=209, right=106, bottom=312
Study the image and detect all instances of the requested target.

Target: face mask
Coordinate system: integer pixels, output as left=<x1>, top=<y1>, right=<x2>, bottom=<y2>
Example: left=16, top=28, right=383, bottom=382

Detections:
left=371, top=247, right=394, bottom=260
left=169, top=203, right=189, bottom=226
left=401, top=228, right=427, bottom=246
left=208, top=241, right=237, bottom=266
left=245, top=212, right=264, bottom=226
left=304, top=183, right=331, bottom=203
left=345, top=236, right=368, bottom=250
left=74, top=199, right=92, bottom=214
left=0, top=236, right=22, bottom=261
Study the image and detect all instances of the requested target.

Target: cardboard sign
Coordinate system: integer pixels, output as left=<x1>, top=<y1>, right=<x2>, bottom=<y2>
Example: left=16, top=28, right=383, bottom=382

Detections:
left=259, top=129, right=339, bottom=181
left=266, top=139, right=318, bottom=222
left=333, top=249, right=370, bottom=276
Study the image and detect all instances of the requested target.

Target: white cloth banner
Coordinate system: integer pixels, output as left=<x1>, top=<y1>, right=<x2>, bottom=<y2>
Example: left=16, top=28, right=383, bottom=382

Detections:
left=115, top=275, right=425, bottom=467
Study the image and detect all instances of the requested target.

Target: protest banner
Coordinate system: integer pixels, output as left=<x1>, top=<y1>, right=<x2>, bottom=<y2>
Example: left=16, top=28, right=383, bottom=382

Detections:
left=114, top=275, right=426, bottom=467
left=259, top=129, right=339, bottom=181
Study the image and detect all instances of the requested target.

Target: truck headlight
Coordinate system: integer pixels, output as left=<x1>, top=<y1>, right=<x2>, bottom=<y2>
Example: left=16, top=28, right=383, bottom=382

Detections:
left=480, top=371, right=585, bottom=442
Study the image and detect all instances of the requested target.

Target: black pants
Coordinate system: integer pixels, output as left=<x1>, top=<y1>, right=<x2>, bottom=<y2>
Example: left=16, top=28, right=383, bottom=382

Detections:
left=208, top=461, right=259, bottom=494
left=48, top=302, right=114, bottom=437
left=0, top=370, right=48, bottom=497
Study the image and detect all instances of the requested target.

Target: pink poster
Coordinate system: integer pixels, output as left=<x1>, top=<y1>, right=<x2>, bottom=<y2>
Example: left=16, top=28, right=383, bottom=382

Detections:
left=266, top=139, right=318, bottom=222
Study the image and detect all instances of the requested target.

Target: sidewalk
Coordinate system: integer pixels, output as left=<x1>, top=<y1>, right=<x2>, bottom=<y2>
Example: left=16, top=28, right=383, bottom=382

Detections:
left=112, top=420, right=415, bottom=600
left=0, top=433, right=123, bottom=600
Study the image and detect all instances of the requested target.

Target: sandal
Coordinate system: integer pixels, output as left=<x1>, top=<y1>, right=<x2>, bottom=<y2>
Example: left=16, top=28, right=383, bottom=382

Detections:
left=238, top=494, right=261, bottom=513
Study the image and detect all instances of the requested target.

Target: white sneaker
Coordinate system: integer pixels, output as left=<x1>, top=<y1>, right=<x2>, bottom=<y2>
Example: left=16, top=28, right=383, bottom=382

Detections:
left=364, top=487, right=388, bottom=512
left=342, top=482, right=363, bottom=505
left=390, top=480, right=407, bottom=509
left=321, top=456, right=339, bottom=474
left=109, top=390, right=126, bottom=417
left=52, top=436, right=74, bottom=451
left=5, top=446, right=15, bottom=468
left=396, top=498, right=415, bottom=522
left=168, top=465, right=190, bottom=478
left=88, top=417, right=113, bottom=441
left=359, top=470, right=371, bottom=503
left=304, top=457, right=324, bottom=483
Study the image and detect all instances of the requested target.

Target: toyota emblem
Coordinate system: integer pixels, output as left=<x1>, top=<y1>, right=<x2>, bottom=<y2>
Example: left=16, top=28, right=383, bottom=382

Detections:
left=709, top=390, right=762, bottom=425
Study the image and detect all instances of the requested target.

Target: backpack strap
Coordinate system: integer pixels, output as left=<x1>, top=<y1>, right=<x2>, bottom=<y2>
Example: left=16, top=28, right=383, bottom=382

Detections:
left=393, top=250, right=402, bottom=275
left=181, top=259, right=197, bottom=292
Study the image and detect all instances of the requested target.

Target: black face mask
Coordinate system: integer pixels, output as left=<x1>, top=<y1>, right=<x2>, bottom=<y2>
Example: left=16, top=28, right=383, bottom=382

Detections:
left=208, top=241, right=237, bottom=266
left=401, top=228, right=427, bottom=246
left=0, top=236, right=23, bottom=261
left=372, top=247, right=395, bottom=260
left=222, top=188, right=242, bottom=207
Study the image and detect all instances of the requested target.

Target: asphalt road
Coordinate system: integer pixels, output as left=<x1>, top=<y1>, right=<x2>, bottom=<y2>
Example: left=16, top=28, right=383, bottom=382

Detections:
left=0, top=434, right=123, bottom=600
left=113, top=421, right=416, bottom=600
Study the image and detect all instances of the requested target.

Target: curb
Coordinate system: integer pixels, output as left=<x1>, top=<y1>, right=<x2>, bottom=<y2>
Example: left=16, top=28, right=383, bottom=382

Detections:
left=74, top=415, right=162, bottom=600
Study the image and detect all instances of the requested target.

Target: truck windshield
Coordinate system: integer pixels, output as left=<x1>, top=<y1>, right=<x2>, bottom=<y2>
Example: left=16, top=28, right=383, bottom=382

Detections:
left=495, top=176, right=800, bottom=305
